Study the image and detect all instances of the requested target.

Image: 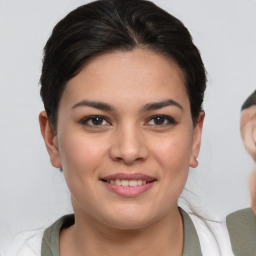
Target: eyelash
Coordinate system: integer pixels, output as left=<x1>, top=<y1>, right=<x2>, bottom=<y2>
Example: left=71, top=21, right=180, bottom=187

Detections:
left=80, top=115, right=111, bottom=126
left=146, top=115, right=177, bottom=126
left=80, top=115, right=177, bottom=127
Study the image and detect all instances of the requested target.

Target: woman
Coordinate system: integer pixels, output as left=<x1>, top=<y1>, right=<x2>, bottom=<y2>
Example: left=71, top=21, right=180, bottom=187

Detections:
left=4, top=0, right=235, bottom=255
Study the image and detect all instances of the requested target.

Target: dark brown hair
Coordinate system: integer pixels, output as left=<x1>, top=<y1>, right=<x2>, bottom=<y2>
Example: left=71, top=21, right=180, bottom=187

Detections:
left=40, top=0, right=207, bottom=130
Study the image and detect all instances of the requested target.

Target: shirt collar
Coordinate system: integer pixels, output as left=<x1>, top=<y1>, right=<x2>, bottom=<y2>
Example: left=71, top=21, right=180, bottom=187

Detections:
left=179, top=208, right=202, bottom=256
left=42, top=209, right=202, bottom=256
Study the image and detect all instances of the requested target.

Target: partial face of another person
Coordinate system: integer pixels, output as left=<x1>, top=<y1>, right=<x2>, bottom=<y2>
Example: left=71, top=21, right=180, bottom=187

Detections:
left=240, top=105, right=256, bottom=214
left=240, top=105, right=256, bottom=161
left=40, top=48, right=203, bottom=229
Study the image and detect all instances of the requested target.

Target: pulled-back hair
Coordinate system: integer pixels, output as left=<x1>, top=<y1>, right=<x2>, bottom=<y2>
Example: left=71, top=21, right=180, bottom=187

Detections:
left=241, top=90, right=256, bottom=110
left=40, top=0, right=207, bottom=130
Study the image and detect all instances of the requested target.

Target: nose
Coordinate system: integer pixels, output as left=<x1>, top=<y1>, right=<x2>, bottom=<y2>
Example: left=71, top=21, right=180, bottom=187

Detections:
left=109, top=124, right=148, bottom=165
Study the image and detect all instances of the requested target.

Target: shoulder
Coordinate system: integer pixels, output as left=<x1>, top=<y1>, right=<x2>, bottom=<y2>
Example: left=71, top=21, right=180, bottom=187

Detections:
left=1, top=215, right=75, bottom=256
left=1, top=229, right=44, bottom=256
left=226, top=207, right=256, bottom=229
left=42, top=214, right=74, bottom=256
left=187, top=211, right=234, bottom=256
left=226, top=208, right=256, bottom=255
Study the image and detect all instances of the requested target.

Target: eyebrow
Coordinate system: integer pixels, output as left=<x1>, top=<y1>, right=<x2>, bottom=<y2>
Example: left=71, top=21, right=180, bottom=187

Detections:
left=71, top=98, right=183, bottom=112
left=142, top=99, right=184, bottom=112
left=71, top=99, right=115, bottom=111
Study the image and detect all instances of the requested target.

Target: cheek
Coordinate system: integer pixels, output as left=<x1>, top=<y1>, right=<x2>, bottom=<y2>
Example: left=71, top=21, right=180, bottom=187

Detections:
left=56, top=132, right=110, bottom=212
left=149, top=130, right=193, bottom=172
left=144, top=130, right=193, bottom=216
left=57, top=131, right=108, bottom=176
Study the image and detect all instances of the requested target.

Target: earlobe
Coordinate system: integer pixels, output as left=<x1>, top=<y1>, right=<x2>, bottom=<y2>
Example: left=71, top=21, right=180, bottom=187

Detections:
left=190, top=156, right=199, bottom=168
left=189, top=111, right=205, bottom=168
left=39, top=111, right=62, bottom=168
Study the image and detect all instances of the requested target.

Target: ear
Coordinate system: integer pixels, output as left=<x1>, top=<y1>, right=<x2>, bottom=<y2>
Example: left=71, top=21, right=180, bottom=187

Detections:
left=240, top=106, right=256, bottom=160
left=39, top=111, right=62, bottom=168
left=189, top=111, right=205, bottom=168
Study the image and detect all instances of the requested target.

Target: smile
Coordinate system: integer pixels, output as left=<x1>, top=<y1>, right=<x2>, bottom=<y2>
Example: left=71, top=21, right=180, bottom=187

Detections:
left=100, top=173, right=157, bottom=196
left=102, top=179, right=151, bottom=186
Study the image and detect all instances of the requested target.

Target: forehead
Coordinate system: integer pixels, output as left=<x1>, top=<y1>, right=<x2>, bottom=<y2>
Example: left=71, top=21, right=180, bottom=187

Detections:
left=60, top=48, right=189, bottom=110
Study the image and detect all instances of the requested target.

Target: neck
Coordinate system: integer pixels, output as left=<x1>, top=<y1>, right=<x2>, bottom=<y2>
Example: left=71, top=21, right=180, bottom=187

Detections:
left=60, top=207, right=184, bottom=256
left=250, top=170, right=256, bottom=215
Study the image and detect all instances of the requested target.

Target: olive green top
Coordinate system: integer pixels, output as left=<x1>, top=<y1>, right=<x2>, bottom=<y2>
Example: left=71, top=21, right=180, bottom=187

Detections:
left=226, top=208, right=256, bottom=256
left=41, top=208, right=202, bottom=256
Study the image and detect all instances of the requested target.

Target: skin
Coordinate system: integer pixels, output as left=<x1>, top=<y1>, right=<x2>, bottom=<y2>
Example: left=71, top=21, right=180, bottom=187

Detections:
left=250, top=171, right=256, bottom=215
left=39, top=48, right=204, bottom=256
left=240, top=105, right=256, bottom=215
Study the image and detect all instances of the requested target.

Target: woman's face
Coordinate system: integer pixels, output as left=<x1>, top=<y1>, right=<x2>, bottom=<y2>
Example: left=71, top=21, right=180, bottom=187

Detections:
left=40, top=48, right=203, bottom=229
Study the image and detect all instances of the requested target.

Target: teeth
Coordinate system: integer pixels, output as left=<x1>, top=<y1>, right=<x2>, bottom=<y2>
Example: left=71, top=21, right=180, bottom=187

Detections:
left=121, top=180, right=129, bottom=186
left=107, top=179, right=149, bottom=186
left=129, top=180, right=137, bottom=186
left=115, top=179, right=121, bottom=185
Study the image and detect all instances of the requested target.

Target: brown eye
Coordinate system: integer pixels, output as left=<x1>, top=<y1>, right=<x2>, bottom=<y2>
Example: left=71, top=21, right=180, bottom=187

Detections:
left=147, top=115, right=177, bottom=126
left=91, top=116, right=104, bottom=125
left=152, top=116, right=166, bottom=125
left=81, top=116, right=110, bottom=126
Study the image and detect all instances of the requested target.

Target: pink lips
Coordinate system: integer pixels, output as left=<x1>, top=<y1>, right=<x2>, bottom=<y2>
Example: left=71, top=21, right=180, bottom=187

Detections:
left=100, top=173, right=157, bottom=197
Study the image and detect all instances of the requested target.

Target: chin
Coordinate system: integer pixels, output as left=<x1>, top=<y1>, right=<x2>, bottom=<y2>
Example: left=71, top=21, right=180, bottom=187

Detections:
left=106, top=216, right=153, bottom=230
left=99, top=206, right=159, bottom=230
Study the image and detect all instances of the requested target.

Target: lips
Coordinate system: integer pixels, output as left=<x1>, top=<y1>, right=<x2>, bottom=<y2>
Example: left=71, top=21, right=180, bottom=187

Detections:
left=100, top=173, right=157, bottom=197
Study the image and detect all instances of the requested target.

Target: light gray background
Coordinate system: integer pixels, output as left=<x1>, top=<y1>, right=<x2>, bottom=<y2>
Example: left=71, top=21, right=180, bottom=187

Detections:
left=1, top=0, right=256, bottom=249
